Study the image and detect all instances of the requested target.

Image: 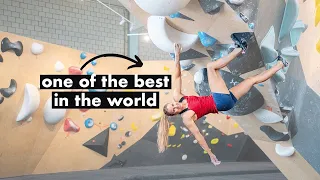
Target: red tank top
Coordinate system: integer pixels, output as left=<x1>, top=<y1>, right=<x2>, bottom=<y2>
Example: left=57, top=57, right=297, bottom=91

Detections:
left=182, top=95, right=218, bottom=119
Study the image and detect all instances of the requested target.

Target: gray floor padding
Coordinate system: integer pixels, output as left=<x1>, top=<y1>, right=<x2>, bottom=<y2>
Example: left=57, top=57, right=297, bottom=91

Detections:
left=101, top=115, right=249, bottom=169
left=194, top=68, right=264, bottom=116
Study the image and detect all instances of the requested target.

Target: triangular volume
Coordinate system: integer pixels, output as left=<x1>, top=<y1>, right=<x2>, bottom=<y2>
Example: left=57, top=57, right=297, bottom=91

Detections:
left=170, top=49, right=208, bottom=60
left=198, top=0, right=224, bottom=15
left=198, top=32, right=217, bottom=48
left=83, top=128, right=110, bottom=157
left=169, top=12, right=194, bottom=21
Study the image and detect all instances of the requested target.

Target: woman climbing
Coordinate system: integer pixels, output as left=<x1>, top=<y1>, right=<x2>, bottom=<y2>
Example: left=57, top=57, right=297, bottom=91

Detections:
left=157, top=43, right=288, bottom=166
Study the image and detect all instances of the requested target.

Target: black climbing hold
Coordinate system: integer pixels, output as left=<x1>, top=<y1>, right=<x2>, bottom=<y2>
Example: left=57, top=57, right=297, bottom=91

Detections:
left=118, top=115, right=124, bottom=121
left=260, top=125, right=290, bottom=141
left=239, top=12, right=249, bottom=23
left=117, top=144, right=122, bottom=149
left=194, top=68, right=264, bottom=116
left=83, top=128, right=110, bottom=157
left=121, top=141, right=126, bottom=146
left=0, top=97, right=4, bottom=104
left=0, top=79, right=17, bottom=98
left=0, top=54, right=3, bottom=63
left=125, top=131, right=132, bottom=137
left=199, top=0, right=224, bottom=15
left=1, top=37, right=23, bottom=56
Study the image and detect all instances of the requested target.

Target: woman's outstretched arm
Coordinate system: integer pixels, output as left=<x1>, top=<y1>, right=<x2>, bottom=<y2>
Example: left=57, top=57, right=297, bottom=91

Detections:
left=173, top=43, right=183, bottom=101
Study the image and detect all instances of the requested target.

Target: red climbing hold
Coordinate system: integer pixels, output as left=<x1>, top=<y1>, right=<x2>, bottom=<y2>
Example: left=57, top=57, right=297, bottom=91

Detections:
left=266, top=106, right=272, bottom=111
left=227, top=144, right=232, bottom=148
left=79, top=109, right=89, bottom=112
left=226, top=115, right=231, bottom=120
left=64, top=118, right=80, bottom=132
left=68, top=66, right=82, bottom=75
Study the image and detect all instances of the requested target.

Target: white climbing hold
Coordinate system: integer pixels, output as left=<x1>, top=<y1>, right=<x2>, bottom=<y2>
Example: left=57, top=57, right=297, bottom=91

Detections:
left=281, top=46, right=300, bottom=57
left=135, top=0, right=191, bottom=16
left=31, top=42, right=44, bottom=55
left=235, top=135, right=238, bottom=138
left=182, top=154, right=188, bottom=160
left=43, top=96, right=66, bottom=124
left=16, top=84, right=40, bottom=122
left=193, top=139, right=198, bottom=144
left=229, top=0, right=244, bottom=5
left=275, top=144, right=295, bottom=157
left=55, top=61, right=65, bottom=72
left=253, top=108, right=283, bottom=124
left=194, top=71, right=204, bottom=84
left=282, top=116, right=289, bottom=123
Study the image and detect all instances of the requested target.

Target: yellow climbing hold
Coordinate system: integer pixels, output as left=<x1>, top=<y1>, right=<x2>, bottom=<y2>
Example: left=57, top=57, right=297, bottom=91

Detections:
left=316, top=5, right=320, bottom=26
left=164, top=66, right=170, bottom=72
left=168, top=144, right=172, bottom=148
left=168, top=125, right=176, bottom=136
left=172, top=144, right=177, bottom=147
left=120, top=128, right=125, bottom=132
left=177, top=144, right=181, bottom=148
left=317, top=39, right=320, bottom=53
left=151, top=112, right=162, bottom=122
left=233, top=123, right=239, bottom=128
left=124, top=89, right=134, bottom=92
left=316, top=0, right=320, bottom=7
left=203, top=150, right=208, bottom=154
left=211, top=138, right=219, bottom=145
left=181, top=134, right=185, bottom=139
left=131, top=123, right=138, bottom=131
left=208, top=125, right=213, bottom=129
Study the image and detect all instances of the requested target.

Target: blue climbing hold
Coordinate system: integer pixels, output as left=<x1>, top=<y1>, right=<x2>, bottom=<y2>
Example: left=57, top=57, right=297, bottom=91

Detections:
left=170, top=12, right=182, bottom=18
left=248, top=23, right=255, bottom=30
left=86, top=68, right=94, bottom=75
left=258, top=83, right=264, bottom=87
left=84, top=118, right=94, bottom=128
left=110, top=122, right=118, bottom=131
left=91, top=60, right=97, bottom=66
left=80, top=52, right=87, bottom=59
left=198, top=32, right=217, bottom=48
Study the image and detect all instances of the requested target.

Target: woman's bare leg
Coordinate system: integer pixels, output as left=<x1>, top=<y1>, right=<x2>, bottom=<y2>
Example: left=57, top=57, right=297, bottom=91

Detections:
left=230, top=61, right=284, bottom=99
left=207, top=48, right=242, bottom=94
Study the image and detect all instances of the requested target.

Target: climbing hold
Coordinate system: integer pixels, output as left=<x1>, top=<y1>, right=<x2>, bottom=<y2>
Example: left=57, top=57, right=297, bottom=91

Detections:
left=164, top=91, right=169, bottom=95
left=68, top=66, right=82, bottom=75
left=164, top=66, right=170, bottom=72
left=193, top=139, right=198, bottom=144
left=121, top=141, right=126, bottom=146
left=281, top=46, right=299, bottom=60
left=86, top=68, right=94, bottom=75
left=131, top=122, right=138, bottom=131
left=110, top=122, right=118, bottom=131
left=169, top=12, right=194, bottom=21
left=205, top=133, right=209, bottom=136
left=180, top=134, right=185, bottom=139
left=203, top=150, right=207, bottom=154
left=125, top=131, right=132, bottom=137
left=151, top=112, right=162, bottom=122
left=235, top=135, right=239, bottom=138
left=253, top=108, right=283, bottom=124
left=258, top=83, right=264, bottom=87
left=64, top=118, right=80, bottom=132
left=180, top=126, right=188, bottom=132
left=16, top=84, right=40, bottom=122
left=211, top=138, right=219, bottom=144
left=226, top=115, right=231, bottom=119
left=0, top=97, right=3, bottom=104
left=84, top=118, right=94, bottom=128
left=275, top=144, right=295, bottom=157
left=260, top=125, right=290, bottom=141
left=31, top=42, right=44, bottom=55
left=44, top=96, right=66, bottom=124
left=27, top=117, right=32, bottom=122
left=208, top=125, right=212, bottom=129
left=233, top=123, right=239, bottom=128
left=1, top=37, right=23, bottom=56
left=118, top=115, right=124, bottom=121
left=199, top=0, right=224, bottom=14
left=229, top=0, right=244, bottom=5
left=55, top=61, right=65, bottom=72
left=167, top=144, right=172, bottom=148
left=248, top=22, right=255, bottom=30
left=80, top=109, right=89, bottom=113
left=278, top=0, right=299, bottom=42
left=198, top=32, right=217, bottom=48
left=147, top=16, right=198, bottom=53
left=172, top=144, right=177, bottom=147
left=186, top=134, right=190, bottom=138
left=316, top=6, right=320, bottom=26
left=260, top=26, right=278, bottom=64
left=317, top=40, right=320, bottom=53
left=80, top=52, right=87, bottom=59
left=0, top=79, right=17, bottom=98
left=180, top=60, right=195, bottom=71
left=177, top=144, right=181, bottom=148
left=169, top=125, right=176, bottom=136
left=117, top=144, right=122, bottom=149
left=91, top=60, right=97, bottom=66
left=135, top=0, right=191, bottom=16
left=194, top=71, right=204, bottom=84
left=182, top=154, right=188, bottom=160
left=239, top=12, right=249, bottom=23
left=227, top=144, right=233, bottom=148
left=290, top=20, right=307, bottom=46
left=202, top=129, right=206, bottom=133
left=221, top=133, right=225, bottom=136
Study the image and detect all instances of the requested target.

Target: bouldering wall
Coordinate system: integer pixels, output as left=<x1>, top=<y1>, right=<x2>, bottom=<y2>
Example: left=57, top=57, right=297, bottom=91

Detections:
left=0, top=32, right=253, bottom=178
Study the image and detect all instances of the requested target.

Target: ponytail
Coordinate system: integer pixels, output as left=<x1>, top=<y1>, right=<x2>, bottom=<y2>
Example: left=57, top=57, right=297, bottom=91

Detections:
left=157, top=114, right=170, bottom=153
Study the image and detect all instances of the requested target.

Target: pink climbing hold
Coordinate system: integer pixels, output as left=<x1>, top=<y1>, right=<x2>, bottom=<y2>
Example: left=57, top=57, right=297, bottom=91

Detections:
left=68, top=66, right=82, bottom=75
left=64, top=118, right=80, bottom=132
left=79, top=109, right=89, bottom=113
left=227, top=144, right=232, bottom=148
